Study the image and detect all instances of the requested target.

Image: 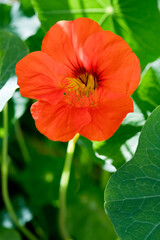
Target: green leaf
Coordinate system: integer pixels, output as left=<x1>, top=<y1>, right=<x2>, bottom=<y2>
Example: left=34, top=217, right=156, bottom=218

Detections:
left=110, top=0, right=160, bottom=69
left=10, top=2, right=40, bottom=40
left=135, top=58, right=160, bottom=113
left=25, top=28, right=44, bottom=52
left=78, top=136, right=104, bottom=165
left=0, top=227, right=21, bottom=240
left=31, top=0, right=160, bottom=69
left=0, top=196, right=33, bottom=228
left=15, top=144, right=64, bottom=206
left=0, top=76, right=18, bottom=112
left=68, top=180, right=117, bottom=240
left=12, top=92, right=29, bottom=121
left=0, top=30, right=28, bottom=111
left=20, top=0, right=35, bottom=17
left=0, top=4, right=11, bottom=28
left=104, top=106, right=160, bottom=240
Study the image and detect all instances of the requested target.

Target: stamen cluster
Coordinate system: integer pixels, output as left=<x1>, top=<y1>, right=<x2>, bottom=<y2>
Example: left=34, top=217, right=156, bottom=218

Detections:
left=65, top=73, right=98, bottom=97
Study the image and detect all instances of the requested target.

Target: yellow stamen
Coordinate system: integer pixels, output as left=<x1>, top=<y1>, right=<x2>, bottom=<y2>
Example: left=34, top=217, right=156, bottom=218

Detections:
left=87, top=74, right=95, bottom=92
left=65, top=73, right=97, bottom=98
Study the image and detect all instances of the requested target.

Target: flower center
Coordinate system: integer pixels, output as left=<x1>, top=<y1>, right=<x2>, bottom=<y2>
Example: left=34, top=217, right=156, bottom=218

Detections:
left=65, top=73, right=98, bottom=97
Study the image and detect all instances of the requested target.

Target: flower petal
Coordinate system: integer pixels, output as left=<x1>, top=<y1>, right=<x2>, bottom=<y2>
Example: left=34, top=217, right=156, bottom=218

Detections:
left=82, top=31, right=140, bottom=96
left=79, top=96, right=133, bottom=141
left=31, top=100, right=91, bottom=142
left=41, top=18, right=103, bottom=71
left=16, top=51, right=67, bottom=105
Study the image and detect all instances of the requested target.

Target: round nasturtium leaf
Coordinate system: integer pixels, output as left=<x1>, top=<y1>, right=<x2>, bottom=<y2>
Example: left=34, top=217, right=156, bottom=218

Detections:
left=105, top=106, right=160, bottom=240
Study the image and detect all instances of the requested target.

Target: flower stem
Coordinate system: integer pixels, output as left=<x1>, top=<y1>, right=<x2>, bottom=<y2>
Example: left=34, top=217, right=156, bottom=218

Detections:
left=1, top=103, right=38, bottom=240
left=59, top=133, right=80, bottom=240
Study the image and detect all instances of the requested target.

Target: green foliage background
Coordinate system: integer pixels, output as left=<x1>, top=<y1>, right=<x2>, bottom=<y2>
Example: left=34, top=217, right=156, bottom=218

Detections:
left=0, top=0, right=160, bottom=240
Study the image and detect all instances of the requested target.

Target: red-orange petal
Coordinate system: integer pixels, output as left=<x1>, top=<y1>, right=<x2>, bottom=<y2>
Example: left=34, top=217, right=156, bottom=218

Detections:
left=16, top=51, right=67, bottom=105
left=79, top=96, right=133, bottom=141
left=31, top=100, right=91, bottom=142
left=41, top=18, right=103, bottom=70
left=82, top=31, right=140, bottom=96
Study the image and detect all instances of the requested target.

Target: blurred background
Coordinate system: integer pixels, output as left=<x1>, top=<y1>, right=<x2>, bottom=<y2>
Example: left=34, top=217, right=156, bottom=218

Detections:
left=1, top=0, right=160, bottom=239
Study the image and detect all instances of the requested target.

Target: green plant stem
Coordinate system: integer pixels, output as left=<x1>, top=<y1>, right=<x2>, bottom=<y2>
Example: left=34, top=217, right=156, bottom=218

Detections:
left=59, top=133, right=80, bottom=240
left=1, top=103, right=38, bottom=240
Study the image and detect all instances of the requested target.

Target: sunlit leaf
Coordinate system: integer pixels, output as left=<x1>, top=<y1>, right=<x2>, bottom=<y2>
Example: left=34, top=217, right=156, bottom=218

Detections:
left=10, top=2, right=40, bottom=40
left=0, top=76, right=18, bottom=112
left=31, top=0, right=160, bottom=69
left=134, top=58, right=160, bottom=114
left=0, top=30, right=28, bottom=111
left=12, top=91, right=29, bottom=121
left=104, top=106, right=160, bottom=240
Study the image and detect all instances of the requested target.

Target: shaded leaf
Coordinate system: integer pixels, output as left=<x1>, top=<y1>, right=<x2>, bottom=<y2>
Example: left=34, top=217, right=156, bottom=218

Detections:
left=78, top=136, right=103, bottom=165
left=0, top=227, right=21, bottom=240
left=68, top=180, right=117, bottom=240
left=15, top=144, right=64, bottom=206
left=0, top=196, right=33, bottom=228
left=0, top=3, right=11, bottom=28
left=25, top=28, right=44, bottom=52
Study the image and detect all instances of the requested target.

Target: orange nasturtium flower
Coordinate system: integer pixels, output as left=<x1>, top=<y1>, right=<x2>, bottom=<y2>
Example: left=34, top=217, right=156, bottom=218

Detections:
left=16, top=18, right=140, bottom=142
